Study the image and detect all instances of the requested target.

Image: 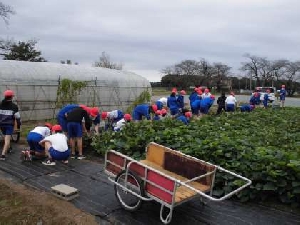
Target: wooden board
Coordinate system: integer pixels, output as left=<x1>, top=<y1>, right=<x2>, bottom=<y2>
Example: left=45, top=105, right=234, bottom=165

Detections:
left=140, top=160, right=211, bottom=203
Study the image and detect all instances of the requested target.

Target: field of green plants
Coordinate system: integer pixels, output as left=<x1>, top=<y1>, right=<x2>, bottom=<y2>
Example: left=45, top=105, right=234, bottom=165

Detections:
left=92, top=107, right=300, bottom=206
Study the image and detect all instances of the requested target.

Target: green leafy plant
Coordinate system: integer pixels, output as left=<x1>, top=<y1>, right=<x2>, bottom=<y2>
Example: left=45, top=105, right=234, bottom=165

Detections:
left=56, top=78, right=87, bottom=108
left=125, top=89, right=151, bottom=114
left=92, top=107, right=300, bottom=206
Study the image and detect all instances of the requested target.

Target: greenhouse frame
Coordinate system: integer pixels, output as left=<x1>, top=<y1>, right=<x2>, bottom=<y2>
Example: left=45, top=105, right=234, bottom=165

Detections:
left=0, top=60, right=151, bottom=121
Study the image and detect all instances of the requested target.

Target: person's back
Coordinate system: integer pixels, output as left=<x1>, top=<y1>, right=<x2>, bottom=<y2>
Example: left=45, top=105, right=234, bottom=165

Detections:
left=67, top=107, right=90, bottom=123
left=133, top=104, right=151, bottom=120
left=217, top=95, right=226, bottom=107
left=0, top=90, right=21, bottom=161
left=0, top=99, right=19, bottom=126
left=45, top=133, right=69, bottom=152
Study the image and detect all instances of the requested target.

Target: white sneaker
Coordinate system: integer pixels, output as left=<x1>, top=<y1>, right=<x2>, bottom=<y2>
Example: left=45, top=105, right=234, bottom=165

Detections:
left=77, top=155, right=86, bottom=160
left=42, top=159, right=56, bottom=166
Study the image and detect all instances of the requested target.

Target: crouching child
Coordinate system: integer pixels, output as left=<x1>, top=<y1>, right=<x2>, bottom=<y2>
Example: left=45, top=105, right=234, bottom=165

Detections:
left=40, top=125, right=70, bottom=166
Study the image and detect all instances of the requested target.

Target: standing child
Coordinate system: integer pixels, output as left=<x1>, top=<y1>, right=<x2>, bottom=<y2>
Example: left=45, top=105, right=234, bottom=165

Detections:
left=263, top=89, right=270, bottom=108
left=279, top=85, right=286, bottom=108
left=167, top=91, right=179, bottom=117
left=0, top=90, right=21, bottom=161
left=177, top=90, right=186, bottom=112
left=40, top=125, right=70, bottom=166
left=216, top=93, right=226, bottom=115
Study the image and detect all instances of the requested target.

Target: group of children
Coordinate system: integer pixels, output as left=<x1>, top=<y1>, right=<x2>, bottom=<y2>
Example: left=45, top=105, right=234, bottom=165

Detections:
left=0, top=85, right=288, bottom=164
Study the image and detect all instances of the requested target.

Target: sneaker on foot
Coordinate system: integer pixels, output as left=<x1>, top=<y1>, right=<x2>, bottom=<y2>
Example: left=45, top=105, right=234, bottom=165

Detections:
left=20, top=151, right=26, bottom=161
left=25, top=150, right=32, bottom=161
left=8, top=146, right=12, bottom=154
left=62, top=160, right=68, bottom=164
left=77, top=155, right=86, bottom=160
left=0, top=155, right=6, bottom=161
left=42, top=159, right=56, bottom=166
left=70, top=154, right=77, bottom=159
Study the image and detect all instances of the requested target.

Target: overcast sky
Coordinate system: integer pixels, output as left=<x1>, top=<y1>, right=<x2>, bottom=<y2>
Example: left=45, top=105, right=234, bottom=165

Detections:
left=1, top=0, right=300, bottom=82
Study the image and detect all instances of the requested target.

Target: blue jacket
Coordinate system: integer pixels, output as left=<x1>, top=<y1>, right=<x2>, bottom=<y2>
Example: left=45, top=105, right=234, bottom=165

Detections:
left=58, top=104, right=79, bottom=118
left=177, top=115, right=189, bottom=125
left=167, top=96, right=179, bottom=110
left=240, top=104, right=252, bottom=112
left=200, top=98, right=214, bottom=108
left=133, top=104, right=151, bottom=120
left=191, top=100, right=201, bottom=111
left=153, top=115, right=160, bottom=121
left=189, top=92, right=199, bottom=104
left=177, top=95, right=184, bottom=109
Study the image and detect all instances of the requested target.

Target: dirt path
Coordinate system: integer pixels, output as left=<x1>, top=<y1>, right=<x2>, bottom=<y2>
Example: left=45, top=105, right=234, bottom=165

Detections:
left=0, top=178, right=98, bottom=225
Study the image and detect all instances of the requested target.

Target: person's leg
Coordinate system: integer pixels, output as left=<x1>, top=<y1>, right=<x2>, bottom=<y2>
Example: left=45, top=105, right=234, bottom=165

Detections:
left=76, top=137, right=83, bottom=156
left=1, top=135, right=11, bottom=156
left=42, top=143, right=56, bottom=166
left=1, top=126, right=13, bottom=160
left=70, top=138, right=76, bottom=156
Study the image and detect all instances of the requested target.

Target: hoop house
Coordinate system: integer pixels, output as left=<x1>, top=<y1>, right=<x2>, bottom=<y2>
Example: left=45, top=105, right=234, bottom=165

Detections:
left=0, top=60, right=151, bottom=121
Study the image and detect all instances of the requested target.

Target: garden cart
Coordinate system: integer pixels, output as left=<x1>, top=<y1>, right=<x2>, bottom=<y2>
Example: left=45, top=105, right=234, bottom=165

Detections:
left=104, top=142, right=252, bottom=224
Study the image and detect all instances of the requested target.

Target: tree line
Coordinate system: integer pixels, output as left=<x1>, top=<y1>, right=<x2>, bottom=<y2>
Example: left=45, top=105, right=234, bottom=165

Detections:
left=159, top=55, right=300, bottom=96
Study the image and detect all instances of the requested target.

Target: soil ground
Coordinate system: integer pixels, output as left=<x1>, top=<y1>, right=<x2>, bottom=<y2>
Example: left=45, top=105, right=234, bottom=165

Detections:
left=0, top=178, right=98, bottom=225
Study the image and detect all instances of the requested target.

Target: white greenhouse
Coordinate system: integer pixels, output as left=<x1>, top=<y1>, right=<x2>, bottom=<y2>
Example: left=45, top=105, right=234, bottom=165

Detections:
left=0, top=60, right=151, bottom=121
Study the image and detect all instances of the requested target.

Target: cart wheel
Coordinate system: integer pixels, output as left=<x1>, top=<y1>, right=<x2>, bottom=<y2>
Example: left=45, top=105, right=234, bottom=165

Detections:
left=114, top=170, right=144, bottom=212
left=11, top=131, right=20, bottom=143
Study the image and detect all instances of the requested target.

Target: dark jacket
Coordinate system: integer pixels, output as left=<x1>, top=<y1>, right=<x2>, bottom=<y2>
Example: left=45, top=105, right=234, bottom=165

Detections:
left=217, top=95, right=226, bottom=107
left=66, top=107, right=91, bottom=126
left=0, top=99, right=21, bottom=127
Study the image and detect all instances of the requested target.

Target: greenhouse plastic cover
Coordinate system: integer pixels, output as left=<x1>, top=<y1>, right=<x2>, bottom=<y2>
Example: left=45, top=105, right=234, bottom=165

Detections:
left=0, top=60, right=151, bottom=121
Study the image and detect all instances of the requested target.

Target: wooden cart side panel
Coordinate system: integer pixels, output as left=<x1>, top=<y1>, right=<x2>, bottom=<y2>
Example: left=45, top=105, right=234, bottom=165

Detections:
left=145, top=170, right=175, bottom=204
left=164, top=151, right=216, bottom=186
left=105, top=151, right=127, bottom=175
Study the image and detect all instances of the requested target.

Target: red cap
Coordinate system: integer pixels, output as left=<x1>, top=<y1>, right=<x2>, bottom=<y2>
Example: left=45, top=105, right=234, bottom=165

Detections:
left=4, top=90, right=14, bottom=97
left=151, top=104, right=158, bottom=112
left=44, top=123, right=53, bottom=130
left=101, top=111, right=108, bottom=119
left=155, top=110, right=161, bottom=115
left=180, top=90, right=186, bottom=95
left=79, top=105, right=91, bottom=115
left=90, top=107, right=99, bottom=117
left=161, top=109, right=167, bottom=115
left=124, top=114, right=132, bottom=121
left=185, top=112, right=192, bottom=118
left=52, top=124, right=62, bottom=132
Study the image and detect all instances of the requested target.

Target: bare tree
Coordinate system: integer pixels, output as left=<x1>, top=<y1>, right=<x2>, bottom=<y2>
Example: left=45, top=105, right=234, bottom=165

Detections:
left=162, top=60, right=200, bottom=76
left=283, top=61, right=300, bottom=96
left=0, top=2, right=15, bottom=25
left=213, top=63, right=231, bottom=92
left=199, top=58, right=215, bottom=88
left=94, top=51, right=122, bottom=70
left=240, top=53, right=265, bottom=86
